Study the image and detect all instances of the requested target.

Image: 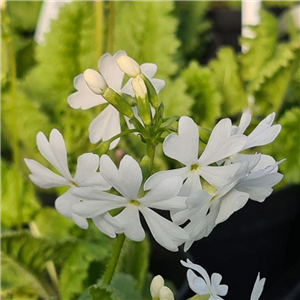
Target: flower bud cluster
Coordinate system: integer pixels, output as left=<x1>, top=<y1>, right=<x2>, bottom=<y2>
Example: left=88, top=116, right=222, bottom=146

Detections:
left=150, top=275, right=174, bottom=300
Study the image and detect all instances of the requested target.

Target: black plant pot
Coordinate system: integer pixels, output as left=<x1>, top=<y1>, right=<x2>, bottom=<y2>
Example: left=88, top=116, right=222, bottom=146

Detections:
left=149, top=185, right=300, bottom=300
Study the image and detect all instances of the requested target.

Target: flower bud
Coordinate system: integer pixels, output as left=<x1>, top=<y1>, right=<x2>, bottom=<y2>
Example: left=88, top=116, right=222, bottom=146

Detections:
left=159, top=286, right=174, bottom=300
left=132, top=77, right=147, bottom=99
left=150, top=275, right=164, bottom=299
left=83, top=69, right=107, bottom=95
left=97, top=141, right=110, bottom=155
left=141, top=74, right=160, bottom=108
left=117, top=55, right=141, bottom=77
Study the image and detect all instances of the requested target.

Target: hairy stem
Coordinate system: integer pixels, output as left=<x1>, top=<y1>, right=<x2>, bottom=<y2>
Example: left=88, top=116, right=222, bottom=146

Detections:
left=102, top=233, right=126, bottom=285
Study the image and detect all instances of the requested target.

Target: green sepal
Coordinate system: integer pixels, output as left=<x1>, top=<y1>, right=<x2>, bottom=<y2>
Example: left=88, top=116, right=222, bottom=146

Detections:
left=136, top=95, right=152, bottom=126
left=103, top=88, right=134, bottom=118
left=140, top=155, right=152, bottom=182
left=141, top=74, right=160, bottom=108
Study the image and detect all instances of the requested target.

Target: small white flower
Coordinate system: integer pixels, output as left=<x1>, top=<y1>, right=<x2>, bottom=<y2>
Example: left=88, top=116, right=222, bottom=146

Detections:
left=145, top=116, right=247, bottom=196
left=71, top=154, right=189, bottom=251
left=250, top=273, right=266, bottom=300
left=181, top=259, right=228, bottom=300
left=24, top=129, right=121, bottom=236
left=83, top=69, right=107, bottom=95
left=68, top=51, right=164, bottom=148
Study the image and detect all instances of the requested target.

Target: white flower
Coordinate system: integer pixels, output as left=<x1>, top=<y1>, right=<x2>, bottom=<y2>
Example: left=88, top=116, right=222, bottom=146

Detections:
left=181, top=259, right=228, bottom=300
left=24, top=129, right=120, bottom=236
left=174, top=156, right=283, bottom=251
left=68, top=51, right=165, bottom=148
left=71, top=154, right=189, bottom=251
left=250, top=273, right=266, bottom=300
left=223, top=112, right=281, bottom=165
left=145, top=116, right=247, bottom=196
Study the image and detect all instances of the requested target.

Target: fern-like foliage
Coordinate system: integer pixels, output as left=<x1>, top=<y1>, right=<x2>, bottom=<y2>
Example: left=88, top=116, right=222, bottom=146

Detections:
left=22, top=1, right=97, bottom=115
left=181, top=60, right=221, bottom=127
left=239, top=10, right=278, bottom=82
left=209, top=47, right=247, bottom=116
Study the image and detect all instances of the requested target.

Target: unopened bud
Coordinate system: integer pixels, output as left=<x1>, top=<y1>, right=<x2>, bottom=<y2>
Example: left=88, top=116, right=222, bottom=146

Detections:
left=97, top=141, right=110, bottom=155
left=132, top=77, right=147, bottom=99
left=150, top=275, right=164, bottom=299
left=141, top=74, right=160, bottom=108
left=84, top=69, right=107, bottom=95
left=117, top=55, right=141, bottom=77
left=159, top=286, right=174, bottom=300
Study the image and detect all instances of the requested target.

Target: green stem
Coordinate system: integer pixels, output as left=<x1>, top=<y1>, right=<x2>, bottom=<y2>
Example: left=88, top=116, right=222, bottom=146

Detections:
left=102, top=233, right=126, bottom=285
left=106, top=1, right=115, bottom=53
left=94, top=0, right=104, bottom=61
left=146, top=143, right=156, bottom=174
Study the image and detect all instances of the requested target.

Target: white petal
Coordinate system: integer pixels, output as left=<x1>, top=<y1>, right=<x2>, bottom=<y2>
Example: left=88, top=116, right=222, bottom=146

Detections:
left=25, top=159, right=70, bottom=188
left=36, top=129, right=72, bottom=180
left=72, top=200, right=124, bottom=218
left=181, top=259, right=211, bottom=286
left=199, top=119, right=247, bottom=166
left=215, top=189, right=249, bottom=224
left=55, top=190, right=79, bottom=218
left=199, top=164, right=241, bottom=189
left=92, top=213, right=122, bottom=238
left=147, top=196, right=187, bottom=211
left=140, top=63, right=157, bottom=78
left=72, top=153, right=110, bottom=189
left=144, top=167, right=189, bottom=190
left=211, top=273, right=228, bottom=296
left=235, top=112, right=251, bottom=135
left=98, top=51, right=126, bottom=92
left=68, top=75, right=107, bottom=110
left=187, top=270, right=207, bottom=295
left=141, top=176, right=183, bottom=204
left=100, top=155, right=142, bottom=200
left=150, top=78, right=165, bottom=93
left=88, top=105, right=121, bottom=148
left=163, top=116, right=199, bottom=166
left=115, top=206, right=145, bottom=241
left=73, top=153, right=99, bottom=183
left=250, top=273, right=266, bottom=300
left=179, top=171, right=202, bottom=196
left=140, top=207, right=189, bottom=252
left=72, top=213, right=89, bottom=229
left=245, top=113, right=281, bottom=149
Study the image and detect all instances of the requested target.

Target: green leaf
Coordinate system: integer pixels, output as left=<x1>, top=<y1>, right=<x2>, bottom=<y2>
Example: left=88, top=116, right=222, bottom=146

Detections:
left=181, top=60, right=221, bottom=127
left=59, top=237, right=113, bottom=300
left=209, top=47, right=247, bottom=116
left=1, top=160, right=41, bottom=228
left=114, top=1, right=180, bottom=78
left=89, top=273, right=142, bottom=300
left=239, top=10, right=278, bottom=82
left=1, top=231, right=58, bottom=299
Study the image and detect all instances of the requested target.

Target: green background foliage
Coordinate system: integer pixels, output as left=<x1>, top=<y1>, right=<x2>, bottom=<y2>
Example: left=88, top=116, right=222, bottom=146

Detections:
left=1, top=1, right=299, bottom=299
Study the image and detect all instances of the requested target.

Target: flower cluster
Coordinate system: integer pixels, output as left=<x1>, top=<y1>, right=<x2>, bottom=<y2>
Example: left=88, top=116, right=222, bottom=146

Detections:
left=25, top=51, right=284, bottom=298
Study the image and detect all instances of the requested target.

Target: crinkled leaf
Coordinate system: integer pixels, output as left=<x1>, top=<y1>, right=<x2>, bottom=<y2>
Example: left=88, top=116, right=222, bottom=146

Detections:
left=209, top=47, right=247, bottom=116
left=181, top=60, right=221, bottom=126
left=1, top=160, right=41, bottom=228
left=239, top=10, right=278, bottom=82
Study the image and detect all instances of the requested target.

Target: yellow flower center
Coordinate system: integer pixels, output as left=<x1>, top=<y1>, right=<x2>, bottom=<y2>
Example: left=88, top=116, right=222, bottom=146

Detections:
left=190, top=163, right=199, bottom=171
left=129, top=199, right=140, bottom=206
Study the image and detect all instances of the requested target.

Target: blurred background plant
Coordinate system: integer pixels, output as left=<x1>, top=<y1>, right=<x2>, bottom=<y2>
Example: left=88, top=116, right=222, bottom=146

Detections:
left=1, top=1, right=299, bottom=300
